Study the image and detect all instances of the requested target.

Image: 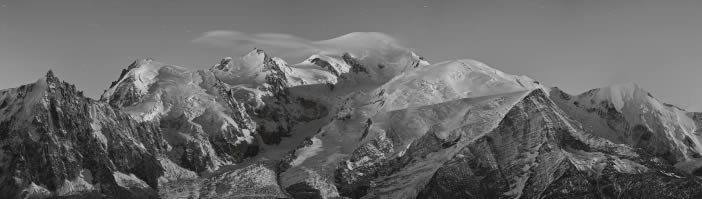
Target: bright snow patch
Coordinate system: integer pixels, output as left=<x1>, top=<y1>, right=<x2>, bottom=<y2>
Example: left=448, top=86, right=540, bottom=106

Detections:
left=291, top=137, right=324, bottom=167
left=113, top=172, right=150, bottom=189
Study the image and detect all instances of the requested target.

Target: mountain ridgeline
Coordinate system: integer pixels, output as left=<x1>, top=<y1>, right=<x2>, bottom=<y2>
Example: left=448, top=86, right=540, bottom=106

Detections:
left=1, top=37, right=702, bottom=198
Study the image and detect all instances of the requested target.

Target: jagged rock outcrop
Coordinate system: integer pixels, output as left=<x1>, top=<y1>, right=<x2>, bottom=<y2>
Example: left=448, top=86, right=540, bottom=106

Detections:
left=160, top=159, right=287, bottom=199
left=310, top=55, right=344, bottom=77
left=199, top=160, right=287, bottom=198
left=0, top=71, right=167, bottom=198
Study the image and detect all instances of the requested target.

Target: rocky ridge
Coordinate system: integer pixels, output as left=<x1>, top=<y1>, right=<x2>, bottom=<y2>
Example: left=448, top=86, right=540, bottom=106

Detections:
left=1, top=39, right=701, bottom=199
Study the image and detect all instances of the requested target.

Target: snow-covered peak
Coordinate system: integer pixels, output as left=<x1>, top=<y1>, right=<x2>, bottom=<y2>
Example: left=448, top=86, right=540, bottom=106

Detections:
left=280, top=49, right=432, bottom=89
left=411, top=51, right=430, bottom=66
left=221, top=56, right=233, bottom=64
left=210, top=48, right=287, bottom=76
left=577, top=82, right=651, bottom=113
left=98, top=58, right=260, bottom=172
left=298, top=54, right=350, bottom=76
left=45, top=69, right=56, bottom=80
left=212, top=49, right=279, bottom=72
left=211, top=48, right=292, bottom=93
left=368, top=59, right=542, bottom=112
left=100, top=59, right=189, bottom=107
left=272, top=57, right=287, bottom=66
left=0, top=70, right=85, bottom=123
left=280, top=32, right=432, bottom=85
left=210, top=57, right=233, bottom=71
left=133, top=58, right=154, bottom=67
left=551, top=83, right=702, bottom=163
left=272, top=57, right=293, bottom=73
left=241, top=48, right=267, bottom=68
left=216, top=57, right=233, bottom=70
left=602, top=83, right=647, bottom=112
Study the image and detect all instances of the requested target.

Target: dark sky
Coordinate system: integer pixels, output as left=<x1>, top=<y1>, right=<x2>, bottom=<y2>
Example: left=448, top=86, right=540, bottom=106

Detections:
left=1, top=0, right=702, bottom=110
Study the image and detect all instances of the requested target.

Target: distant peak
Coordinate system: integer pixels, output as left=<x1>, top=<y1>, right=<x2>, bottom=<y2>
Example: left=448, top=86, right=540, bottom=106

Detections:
left=44, top=69, right=61, bottom=84
left=125, top=58, right=155, bottom=71
left=242, top=48, right=270, bottom=61
left=211, top=57, right=234, bottom=71
left=272, top=57, right=288, bottom=67
left=341, top=52, right=359, bottom=65
left=138, top=57, right=154, bottom=64
left=241, top=48, right=277, bottom=68
left=220, top=57, right=233, bottom=65
left=304, top=54, right=331, bottom=63
left=603, top=82, right=650, bottom=97
left=305, top=54, right=322, bottom=61
left=45, top=69, right=55, bottom=79
left=578, top=82, right=646, bottom=97
left=246, top=48, right=266, bottom=56
left=104, top=58, right=180, bottom=95
left=572, top=82, right=655, bottom=112
left=342, top=52, right=355, bottom=59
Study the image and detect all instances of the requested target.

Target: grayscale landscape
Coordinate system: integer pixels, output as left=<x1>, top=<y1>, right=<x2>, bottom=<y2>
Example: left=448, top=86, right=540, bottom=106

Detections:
left=2, top=0, right=702, bottom=198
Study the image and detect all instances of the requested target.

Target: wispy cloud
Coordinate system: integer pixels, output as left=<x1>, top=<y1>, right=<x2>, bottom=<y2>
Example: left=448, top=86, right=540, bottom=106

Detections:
left=191, top=30, right=408, bottom=62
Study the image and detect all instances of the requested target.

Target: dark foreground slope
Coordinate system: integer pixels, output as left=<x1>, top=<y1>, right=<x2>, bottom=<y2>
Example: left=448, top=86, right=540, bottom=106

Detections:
left=418, top=89, right=702, bottom=199
left=0, top=71, right=166, bottom=198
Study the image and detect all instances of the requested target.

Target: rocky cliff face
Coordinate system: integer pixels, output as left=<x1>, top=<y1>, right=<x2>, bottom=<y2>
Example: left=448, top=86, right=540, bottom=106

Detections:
left=2, top=42, right=702, bottom=199
left=418, top=89, right=702, bottom=199
left=211, top=49, right=333, bottom=145
left=211, top=49, right=297, bottom=144
left=0, top=71, right=167, bottom=198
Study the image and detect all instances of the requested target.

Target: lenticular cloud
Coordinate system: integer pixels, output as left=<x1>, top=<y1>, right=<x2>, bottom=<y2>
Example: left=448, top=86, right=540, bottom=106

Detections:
left=192, top=30, right=408, bottom=62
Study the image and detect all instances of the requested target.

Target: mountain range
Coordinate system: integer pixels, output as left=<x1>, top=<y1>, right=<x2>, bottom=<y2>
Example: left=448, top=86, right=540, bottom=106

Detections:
left=1, top=33, right=702, bottom=199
